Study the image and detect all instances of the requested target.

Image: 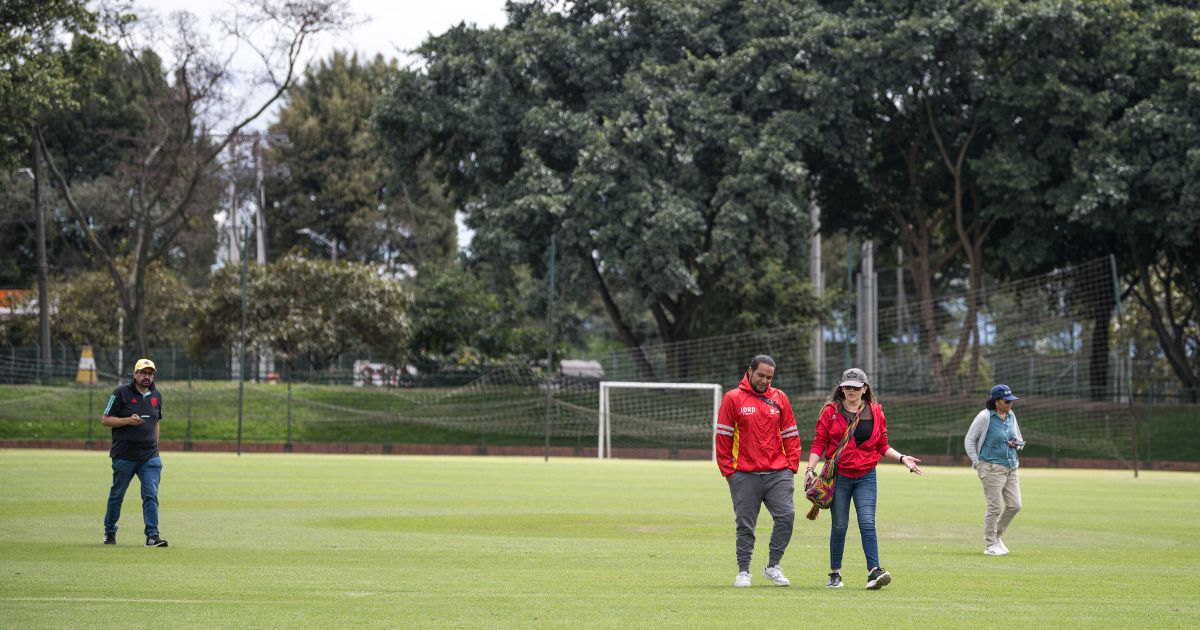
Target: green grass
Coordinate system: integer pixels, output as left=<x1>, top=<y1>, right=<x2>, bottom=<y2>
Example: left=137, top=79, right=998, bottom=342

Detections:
left=1, top=450, right=1197, bottom=628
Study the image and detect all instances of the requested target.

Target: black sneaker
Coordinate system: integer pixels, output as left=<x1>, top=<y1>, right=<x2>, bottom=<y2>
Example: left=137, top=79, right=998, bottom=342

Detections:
left=103, top=532, right=116, bottom=545
left=866, top=567, right=892, bottom=590
left=145, top=535, right=168, bottom=548
left=826, top=572, right=843, bottom=588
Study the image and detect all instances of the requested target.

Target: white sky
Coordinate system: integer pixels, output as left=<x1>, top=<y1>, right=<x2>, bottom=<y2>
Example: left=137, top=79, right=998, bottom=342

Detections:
left=134, top=0, right=510, bottom=130
left=139, top=0, right=509, bottom=65
left=135, top=0, right=508, bottom=252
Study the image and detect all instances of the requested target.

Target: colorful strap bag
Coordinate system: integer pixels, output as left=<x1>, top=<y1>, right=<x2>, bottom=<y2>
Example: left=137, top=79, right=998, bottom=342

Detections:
left=804, top=408, right=862, bottom=520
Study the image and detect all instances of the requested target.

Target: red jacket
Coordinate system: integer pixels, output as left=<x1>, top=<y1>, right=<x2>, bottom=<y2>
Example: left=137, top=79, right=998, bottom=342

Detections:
left=810, top=401, right=890, bottom=478
left=715, top=375, right=801, bottom=476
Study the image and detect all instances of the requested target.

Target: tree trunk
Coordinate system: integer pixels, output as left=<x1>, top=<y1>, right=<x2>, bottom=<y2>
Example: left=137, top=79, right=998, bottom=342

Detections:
left=586, top=254, right=656, bottom=380
left=1132, top=254, right=1200, bottom=400
left=31, top=135, right=51, bottom=369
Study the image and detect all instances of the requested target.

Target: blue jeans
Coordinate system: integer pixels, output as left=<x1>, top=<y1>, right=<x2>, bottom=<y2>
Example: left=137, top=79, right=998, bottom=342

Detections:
left=104, top=456, right=162, bottom=536
left=829, top=468, right=879, bottom=572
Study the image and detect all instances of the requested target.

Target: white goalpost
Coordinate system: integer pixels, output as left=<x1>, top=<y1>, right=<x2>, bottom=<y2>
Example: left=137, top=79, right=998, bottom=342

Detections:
left=597, top=381, right=723, bottom=460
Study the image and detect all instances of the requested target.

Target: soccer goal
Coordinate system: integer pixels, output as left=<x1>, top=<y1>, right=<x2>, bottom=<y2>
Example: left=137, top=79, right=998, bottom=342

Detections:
left=597, top=381, right=723, bottom=460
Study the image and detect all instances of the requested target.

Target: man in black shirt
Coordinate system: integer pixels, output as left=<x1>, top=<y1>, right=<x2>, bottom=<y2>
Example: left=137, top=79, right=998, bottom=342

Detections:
left=101, top=358, right=168, bottom=547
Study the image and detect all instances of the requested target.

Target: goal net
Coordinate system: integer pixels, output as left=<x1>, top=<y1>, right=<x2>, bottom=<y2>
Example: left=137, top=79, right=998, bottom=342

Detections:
left=597, top=381, right=723, bottom=459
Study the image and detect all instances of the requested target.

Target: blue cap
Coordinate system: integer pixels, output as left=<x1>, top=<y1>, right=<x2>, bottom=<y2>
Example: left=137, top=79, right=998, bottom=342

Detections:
left=990, top=384, right=1019, bottom=401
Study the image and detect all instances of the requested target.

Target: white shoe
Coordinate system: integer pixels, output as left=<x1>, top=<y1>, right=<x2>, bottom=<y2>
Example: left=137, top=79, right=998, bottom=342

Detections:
left=763, top=565, right=790, bottom=586
left=734, top=571, right=751, bottom=587
left=984, top=544, right=1008, bottom=556
left=997, top=539, right=1009, bottom=554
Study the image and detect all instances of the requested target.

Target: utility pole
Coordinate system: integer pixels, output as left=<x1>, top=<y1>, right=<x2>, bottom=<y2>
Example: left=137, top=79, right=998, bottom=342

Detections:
left=227, top=140, right=241, bottom=382
left=227, top=141, right=240, bottom=265
left=253, top=135, right=273, bottom=379
left=254, top=135, right=268, bottom=265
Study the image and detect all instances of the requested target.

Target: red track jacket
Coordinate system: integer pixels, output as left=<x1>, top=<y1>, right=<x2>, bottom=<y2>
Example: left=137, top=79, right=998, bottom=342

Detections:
left=715, top=374, right=801, bottom=477
left=810, top=401, right=891, bottom=478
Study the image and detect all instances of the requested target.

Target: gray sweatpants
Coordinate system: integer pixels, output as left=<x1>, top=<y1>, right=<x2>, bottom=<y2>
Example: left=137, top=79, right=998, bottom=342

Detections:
left=727, top=469, right=795, bottom=572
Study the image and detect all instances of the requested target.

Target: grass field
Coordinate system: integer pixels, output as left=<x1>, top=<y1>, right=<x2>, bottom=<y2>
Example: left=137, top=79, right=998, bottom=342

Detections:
left=1, top=450, right=1198, bottom=628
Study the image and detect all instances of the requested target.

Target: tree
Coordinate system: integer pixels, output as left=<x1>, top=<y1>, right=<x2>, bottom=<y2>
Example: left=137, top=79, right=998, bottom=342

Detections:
left=0, top=0, right=96, bottom=166
left=266, top=51, right=456, bottom=270
left=405, top=260, right=553, bottom=370
left=806, top=0, right=1140, bottom=394
left=376, top=1, right=824, bottom=378
left=0, top=0, right=99, bottom=369
left=8, top=261, right=193, bottom=366
left=36, top=1, right=352, bottom=358
left=192, top=255, right=408, bottom=370
left=1059, top=1, right=1200, bottom=395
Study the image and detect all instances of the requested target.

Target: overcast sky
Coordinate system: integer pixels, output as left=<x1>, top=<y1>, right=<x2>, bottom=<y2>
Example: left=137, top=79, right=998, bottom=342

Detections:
left=136, top=1, right=509, bottom=251
left=141, top=0, right=509, bottom=64
left=137, top=0, right=510, bottom=129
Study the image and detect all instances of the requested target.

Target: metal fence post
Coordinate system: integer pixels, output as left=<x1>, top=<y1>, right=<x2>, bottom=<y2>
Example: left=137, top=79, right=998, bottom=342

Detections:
left=185, top=365, right=193, bottom=450
left=285, top=365, right=293, bottom=452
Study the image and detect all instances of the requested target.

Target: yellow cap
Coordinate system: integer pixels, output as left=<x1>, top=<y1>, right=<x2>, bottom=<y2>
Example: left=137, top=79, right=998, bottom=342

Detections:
left=134, top=358, right=156, bottom=373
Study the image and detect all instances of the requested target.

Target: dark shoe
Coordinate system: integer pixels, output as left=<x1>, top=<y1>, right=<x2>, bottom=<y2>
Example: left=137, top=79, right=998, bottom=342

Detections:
left=103, top=532, right=116, bottom=545
left=145, top=535, right=168, bottom=548
left=826, top=572, right=843, bottom=588
left=866, top=567, right=892, bottom=590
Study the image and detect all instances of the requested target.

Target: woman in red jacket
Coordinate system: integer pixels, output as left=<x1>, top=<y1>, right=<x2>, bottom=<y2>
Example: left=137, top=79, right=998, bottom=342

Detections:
left=805, top=368, right=923, bottom=590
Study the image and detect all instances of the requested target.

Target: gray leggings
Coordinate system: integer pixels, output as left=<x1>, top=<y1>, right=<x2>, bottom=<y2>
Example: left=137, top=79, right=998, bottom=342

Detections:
left=727, top=469, right=795, bottom=572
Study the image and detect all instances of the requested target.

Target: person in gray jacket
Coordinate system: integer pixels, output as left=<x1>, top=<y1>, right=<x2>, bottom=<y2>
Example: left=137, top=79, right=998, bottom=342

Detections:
left=964, top=384, right=1024, bottom=556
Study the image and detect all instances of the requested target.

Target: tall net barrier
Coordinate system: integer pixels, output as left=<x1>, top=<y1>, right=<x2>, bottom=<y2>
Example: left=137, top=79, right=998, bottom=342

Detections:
left=0, top=257, right=1176, bottom=465
left=583, top=257, right=1138, bottom=465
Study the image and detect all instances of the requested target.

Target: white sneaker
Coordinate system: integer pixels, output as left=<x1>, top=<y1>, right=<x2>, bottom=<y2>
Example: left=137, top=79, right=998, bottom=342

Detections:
left=997, top=539, right=1009, bottom=554
left=763, top=565, right=790, bottom=586
left=984, top=544, right=1008, bottom=556
left=734, top=571, right=751, bottom=587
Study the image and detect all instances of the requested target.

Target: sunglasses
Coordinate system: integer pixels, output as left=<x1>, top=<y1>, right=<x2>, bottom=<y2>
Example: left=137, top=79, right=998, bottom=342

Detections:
left=841, top=385, right=863, bottom=391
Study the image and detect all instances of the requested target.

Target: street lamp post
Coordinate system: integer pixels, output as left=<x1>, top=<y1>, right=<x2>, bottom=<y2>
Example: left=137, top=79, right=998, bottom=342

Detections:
left=296, top=228, right=337, bottom=262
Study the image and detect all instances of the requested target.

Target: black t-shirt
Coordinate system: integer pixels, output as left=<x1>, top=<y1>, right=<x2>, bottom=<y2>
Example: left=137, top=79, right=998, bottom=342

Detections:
left=104, top=382, right=163, bottom=461
left=839, top=402, right=874, bottom=446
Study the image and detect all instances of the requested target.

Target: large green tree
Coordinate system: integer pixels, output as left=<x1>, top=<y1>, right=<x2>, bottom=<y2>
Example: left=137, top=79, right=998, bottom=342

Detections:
left=0, top=0, right=96, bottom=166
left=0, top=0, right=99, bottom=367
left=805, top=0, right=1166, bottom=394
left=1056, top=1, right=1200, bottom=395
left=267, top=51, right=456, bottom=270
left=376, top=1, right=824, bottom=379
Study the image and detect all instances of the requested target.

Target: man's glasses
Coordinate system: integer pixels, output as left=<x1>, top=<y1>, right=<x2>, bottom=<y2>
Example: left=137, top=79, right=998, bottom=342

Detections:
left=841, top=385, right=863, bottom=391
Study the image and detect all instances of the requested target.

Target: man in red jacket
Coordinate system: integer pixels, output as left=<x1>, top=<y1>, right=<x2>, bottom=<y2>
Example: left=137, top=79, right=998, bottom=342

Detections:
left=715, top=354, right=801, bottom=587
